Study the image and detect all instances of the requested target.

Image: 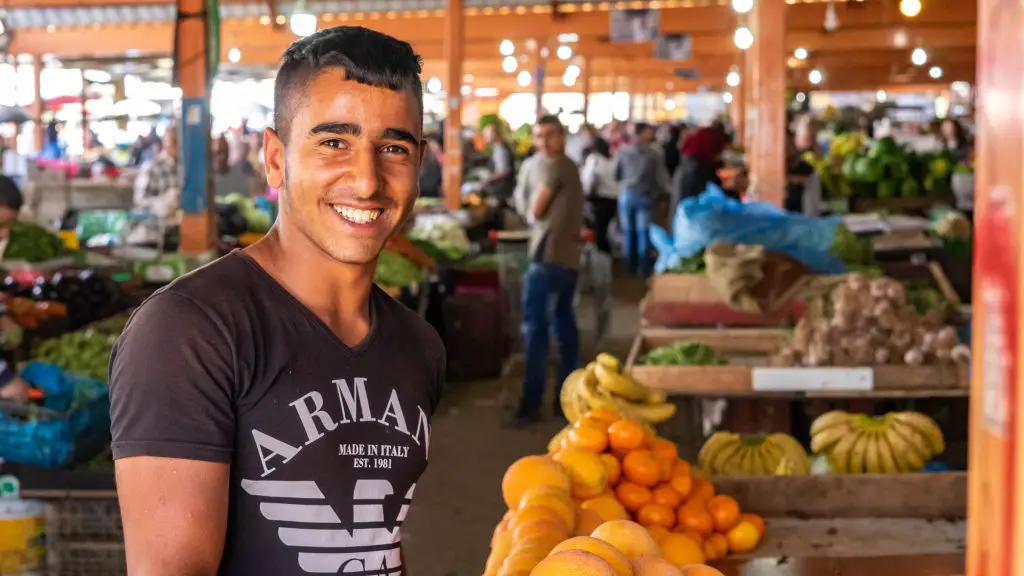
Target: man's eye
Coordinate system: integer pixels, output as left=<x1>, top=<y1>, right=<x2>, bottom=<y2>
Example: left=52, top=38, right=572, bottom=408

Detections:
left=382, top=144, right=410, bottom=156
left=322, top=139, right=346, bottom=149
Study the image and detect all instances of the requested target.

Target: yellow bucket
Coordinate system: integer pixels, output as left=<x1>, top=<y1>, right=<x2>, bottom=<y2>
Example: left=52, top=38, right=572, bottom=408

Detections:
left=0, top=500, right=46, bottom=575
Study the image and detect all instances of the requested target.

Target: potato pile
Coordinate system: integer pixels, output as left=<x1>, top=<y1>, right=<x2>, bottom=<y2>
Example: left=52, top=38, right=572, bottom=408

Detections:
left=777, top=273, right=970, bottom=367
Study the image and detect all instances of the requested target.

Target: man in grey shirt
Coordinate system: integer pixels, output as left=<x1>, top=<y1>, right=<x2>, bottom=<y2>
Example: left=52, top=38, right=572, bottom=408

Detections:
left=509, top=114, right=584, bottom=426
left=615, top=122, right=668, bottom=275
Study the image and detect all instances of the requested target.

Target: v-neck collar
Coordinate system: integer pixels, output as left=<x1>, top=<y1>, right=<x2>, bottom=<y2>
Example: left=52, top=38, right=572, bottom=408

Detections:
left=234, top=251, right=381, bottom=356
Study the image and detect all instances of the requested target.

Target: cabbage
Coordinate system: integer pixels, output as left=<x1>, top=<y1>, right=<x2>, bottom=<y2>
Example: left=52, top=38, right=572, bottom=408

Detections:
left=407, top=214, right=470, bottom=261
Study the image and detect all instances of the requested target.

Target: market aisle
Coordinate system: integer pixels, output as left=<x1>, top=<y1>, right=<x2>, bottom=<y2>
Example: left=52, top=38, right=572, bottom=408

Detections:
left=401, top=273, right=647, bottom=576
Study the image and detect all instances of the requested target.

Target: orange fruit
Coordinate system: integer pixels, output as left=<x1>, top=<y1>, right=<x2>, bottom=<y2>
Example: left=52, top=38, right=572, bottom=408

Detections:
left=659, top=533, right=706, bottom=568
left=676, top=503, right=715, bottom=537
left=585, top=408, right=622, bottom=424
left=501, top=455, right=572, bottom=509
left=654, top=453, right=675, bottom=482
left=492, top=510, right=514, bottom=547
left=511, top=505, right=571, bottom=534
left=575, top=508, right=605, bottom=536
left=740, top=513, right=765, bottom=537
left=601, top=454, right=622, bottom=486
left=520, top=491, right=576, bottom=531
left=631, top=555, right=683, bottom=576
left=725, top=520, right=762, bottom=553
left=614, top=481, right=652, bottom=512
left=591, top=519, right=661, bottom=560
left=636, top=503, right=676, bottom=529
left=646, top=525, right=671, bottom=543
left=650, top=438, right=679, bottom=462
left=608, top=420, right=646, bottom=452
left=672, top=460, right=692, bottom=478
left=622, top=450, right=661, bottom=487
left=531, top=550, right=618, bottom=576
left=554, top=448, right=609, bottom=499
left=669, top=475, right=693, bottom=500
left=512, top=519, right=570, bottom=544
left=552, top=536, right=633, bottom=576
left=703, top=533, right=729, bottom=561
left=517, top=532, right=565, bottom=555
left=674, top=527, right=705, bottom=547
left=706, top=495, right=741, bottom=533
left=686, top=477, right=715, bottom=504
left=651, top=485, right=682, bottom=509
left=569, top=421, right=610, bottom=453
left=679, top=566, right=726, bottom=576
left=581, top=495, right=629, bottom=522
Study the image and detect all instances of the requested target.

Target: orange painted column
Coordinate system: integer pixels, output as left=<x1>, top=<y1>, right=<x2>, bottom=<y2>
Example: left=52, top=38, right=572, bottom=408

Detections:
left=967, top=1, right=1024, bottom=575
left=581, top=57, right=591, bottom=123
left=31, top=56, right=43, bottom=154
left=744, top=0, right=786, bottom=205
left=442, top=0, right=464, bottom=210
left=731, top=64, right=746, bottom=149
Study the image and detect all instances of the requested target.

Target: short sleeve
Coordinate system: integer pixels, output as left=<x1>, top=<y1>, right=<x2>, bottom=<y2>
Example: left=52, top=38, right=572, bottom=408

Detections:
left=539, top=159, right=561, bottom=193
left=109, top=291, right=236, bottom=463
left=493, top=146, right=513, bottom=175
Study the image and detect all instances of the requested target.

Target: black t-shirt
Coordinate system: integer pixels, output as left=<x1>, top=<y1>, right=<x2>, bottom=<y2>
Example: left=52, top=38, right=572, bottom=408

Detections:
left=109, top=252, right=445, bottom=575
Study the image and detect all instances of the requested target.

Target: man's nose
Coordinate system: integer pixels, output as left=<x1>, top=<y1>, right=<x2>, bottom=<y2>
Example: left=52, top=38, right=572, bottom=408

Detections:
left=351, top=148, right=382, bottom=199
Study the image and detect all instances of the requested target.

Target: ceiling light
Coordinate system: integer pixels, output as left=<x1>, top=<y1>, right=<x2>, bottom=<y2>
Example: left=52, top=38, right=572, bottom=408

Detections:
left=893, top=29, right=909, bottom=48
left=289, top=13, right=317, bottom=37
left=795, top=92, right=806, bottom=103
left=499, top=39, right=515, bottom=56
left=502, top=56, right=518, bottom=73
left=463, top=73, right=474, bottom=83
left=664, top=99, right=677, bottom=111
left=228, top=48, right=241, bottom=64
left=557, top=45, right=573, bottom=60
left=475, top=87, right=500, bottom=98
left=929, top=66, right=943, bottom=79
left=911, top=47, right=927, bottom=66
left=876, top=90, right=887, bottom=102
left=726, top=71, right=741, bottom=87
left=426, top=77, right=442, bottom=93
left=808, top=68, right=823, bottom=85
left=517, top=70, right=532, bottom=87
left=557, top=33, right=579, bottom=43
left=722, top=92, right=734, bottom=104
left=900, top=0, right=922, bottom=17
left=794, top=47, right=808, bottom=60
left=565, top=64, right=581, bottom=78
left=734, top=27, right=754, bottom=50
left=562, top=73, right=576, bottom=87
left=731, top=0, right=754, bottom=13
left=461, top=84, right=472, bottom=96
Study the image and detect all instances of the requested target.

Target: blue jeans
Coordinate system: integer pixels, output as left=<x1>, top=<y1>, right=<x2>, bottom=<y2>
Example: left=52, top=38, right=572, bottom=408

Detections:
left=618, top=189, right=654, bottom=275
left=521, top=262, right=580, bottom=410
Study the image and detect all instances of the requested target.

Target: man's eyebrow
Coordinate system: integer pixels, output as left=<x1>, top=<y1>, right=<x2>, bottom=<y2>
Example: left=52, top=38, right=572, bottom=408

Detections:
left=379, top=128, right=419, bottom=146
left=309, top=122, right=361, bottom=137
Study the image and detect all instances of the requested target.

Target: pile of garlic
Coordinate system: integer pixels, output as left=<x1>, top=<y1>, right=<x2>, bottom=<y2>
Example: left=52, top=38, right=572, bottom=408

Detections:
left=777, top=273, right=970, bottom=367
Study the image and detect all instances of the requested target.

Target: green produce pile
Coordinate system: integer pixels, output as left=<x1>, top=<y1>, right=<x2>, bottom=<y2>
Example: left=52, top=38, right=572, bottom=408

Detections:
left=407, top=216, right=471, bottom=261
left=829, top=224, right=875, bottom=268
left=663, top=249, right=706, bottom=274
left=374, top=250, right=421, bottom=288
left=91, top=312, right=131, bottom=335
left=460, top=253, right=501, bottom=270
left=3, top=222, right=70, bottom=262
left=33, top=329, right=118, bottom=384
left=218, top=193, right=273, bottom=233
left=904, top=279, right=952, bottom=316
left=638, top=341, right=728, bottom=366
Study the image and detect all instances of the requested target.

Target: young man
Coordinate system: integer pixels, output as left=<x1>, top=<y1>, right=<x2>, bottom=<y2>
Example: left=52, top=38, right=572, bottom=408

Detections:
left=0, top=176, right=28, bottom=403
left=510, top=115, right=584, bottom=426
left=109, top=27, right=445, bottom=575
left=614, top=122, right=668, bottom=276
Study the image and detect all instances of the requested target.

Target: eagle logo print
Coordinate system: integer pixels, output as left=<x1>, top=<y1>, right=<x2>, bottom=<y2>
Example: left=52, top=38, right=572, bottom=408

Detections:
left=241, top=478, right=414, bottom=574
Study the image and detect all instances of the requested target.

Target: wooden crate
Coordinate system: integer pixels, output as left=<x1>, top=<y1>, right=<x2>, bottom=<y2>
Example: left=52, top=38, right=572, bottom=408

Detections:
left=626, top=328, right=968, bottom=398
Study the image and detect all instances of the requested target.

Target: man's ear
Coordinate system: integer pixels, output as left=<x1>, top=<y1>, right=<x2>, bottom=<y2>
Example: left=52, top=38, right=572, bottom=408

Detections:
left=263, top=127, right=285, bottom=190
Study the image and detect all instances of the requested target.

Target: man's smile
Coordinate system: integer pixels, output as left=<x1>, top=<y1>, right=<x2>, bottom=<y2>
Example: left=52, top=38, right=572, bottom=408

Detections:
left=331, top=205, right=384, bottom=225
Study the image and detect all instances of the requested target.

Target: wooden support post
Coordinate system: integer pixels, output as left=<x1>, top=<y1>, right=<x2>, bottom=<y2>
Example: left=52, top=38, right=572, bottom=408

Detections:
left=442, top=0, right=464, bottom=210
left=176, top=0, right=215, bottom=253
left=533, top=40, right=547, bottom=118
left=745, top=0, right=786, bottom=205
left=967, top=0, right=1024, bottom=574
left=31, top=56, right=43, bottom=154
left=80, top=76, right=89, bottom=152
left=581, top=57, right=590, bottom=124
left=732, top=63, right=746, bottom=148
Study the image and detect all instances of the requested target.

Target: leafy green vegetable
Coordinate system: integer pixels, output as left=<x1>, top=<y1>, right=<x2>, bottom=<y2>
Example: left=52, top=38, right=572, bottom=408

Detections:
left=33, top=329, right=118, bottom=384
left=638, top=341, right=727, bottom=366
left=663, top=249, right=706, bottom=274
left=4, top=222, right=69, bottom=262
left=374, top=251, right=421, bottom=288
left=461, top=253, right=501, bottom=270
left=829, top=224, right=875, bottom=268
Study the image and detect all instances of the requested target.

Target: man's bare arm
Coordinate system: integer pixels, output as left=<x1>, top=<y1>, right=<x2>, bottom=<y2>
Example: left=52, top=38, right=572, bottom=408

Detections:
left=116, top=457, right=230, bottom=576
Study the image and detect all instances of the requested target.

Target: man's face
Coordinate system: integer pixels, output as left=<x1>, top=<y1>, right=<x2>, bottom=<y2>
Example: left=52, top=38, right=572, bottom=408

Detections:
left=533, top=122, right=564, bottom=156
left=164, top=129, right=178, bottom=162
left=263, top=71, right=423, bottom=266
left=483, top=124, right=497, bottom=143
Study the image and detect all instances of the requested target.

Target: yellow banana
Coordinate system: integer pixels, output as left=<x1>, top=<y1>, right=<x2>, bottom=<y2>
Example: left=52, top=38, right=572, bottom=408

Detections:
left=595, top=353, right=621, bottom=373
left=875, top=432, right=900, bottom=474
left=594, top=363, right=649, bottom=401
left=810, top=423, right=853, bottom=454
left=893, top=412, right=946, bottom=456
left=577, top=375, right=622, bottom=414
left=729, top=445, right=752, bottom=475
left=768, top=434, right=810, bottom=474
left=847, top=432, right=869, bottom=474
left=698, top=432, right=737, bottom=470
left=621, top=399, right=677, bottom=424
left=559, top=369, right=586, bottom=422
left=709, top=438, right=746, bottom=474
left=884, top=423, right=928, bottom=472
left=810, top=410, right=852, bottom=436
left=828, top=430, right=860, bottom=474
left=864, top=431, right=882, bottom=474
left=644, top=388, right=668, bottom=405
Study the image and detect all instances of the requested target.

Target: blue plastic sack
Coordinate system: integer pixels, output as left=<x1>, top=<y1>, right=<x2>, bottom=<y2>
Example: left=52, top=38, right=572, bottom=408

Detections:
left=652, top=185, right=848, bottom=274
left=0, top=362, right=110, bottom=468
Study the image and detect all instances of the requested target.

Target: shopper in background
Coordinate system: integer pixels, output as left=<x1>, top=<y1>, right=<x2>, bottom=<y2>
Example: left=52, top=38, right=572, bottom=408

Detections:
left=659, top=123, right=682, bottom=179
left=0, top=177, right=29, bottom=404
left=510, top=114, right=584, bottom=427
left=478, top=123, right=517, bottom=205
left=673, top=119, right=728, bottom=210
left=785, top=116, right=821, bottom=214
left=614, top=122, right=667, bottom=276
left=580, top=138, right=618, bottom=254
left=567, top=124, right=602, bottom=166
left=940, top=118, right=972, bottom=163
left=110, top=27, right=445, bottom=575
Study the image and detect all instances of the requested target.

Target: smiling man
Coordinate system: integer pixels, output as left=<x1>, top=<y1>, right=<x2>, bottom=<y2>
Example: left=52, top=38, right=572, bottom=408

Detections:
left=109, top=27, right=444, bottom=575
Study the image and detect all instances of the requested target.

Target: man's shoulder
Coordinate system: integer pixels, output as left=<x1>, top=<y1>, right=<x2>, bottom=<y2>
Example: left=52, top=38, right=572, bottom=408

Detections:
left=133, top=253, right=259, bottom=324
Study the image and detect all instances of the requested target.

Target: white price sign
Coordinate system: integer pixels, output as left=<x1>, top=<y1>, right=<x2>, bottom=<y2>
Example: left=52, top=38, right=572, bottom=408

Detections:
left=752, top=367, right=873, bottom=392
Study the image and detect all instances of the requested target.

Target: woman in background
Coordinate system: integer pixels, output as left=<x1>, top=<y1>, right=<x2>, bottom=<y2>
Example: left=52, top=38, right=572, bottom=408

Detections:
left=580, top=139, right=618, bottom=254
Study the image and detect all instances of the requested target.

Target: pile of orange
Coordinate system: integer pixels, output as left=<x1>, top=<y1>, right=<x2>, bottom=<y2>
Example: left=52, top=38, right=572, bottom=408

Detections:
left=489, top=410, right=765, bottom=576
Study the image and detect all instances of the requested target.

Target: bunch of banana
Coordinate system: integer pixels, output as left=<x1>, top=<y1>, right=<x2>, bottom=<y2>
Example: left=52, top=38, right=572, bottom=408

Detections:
left=559, top=353, right=676, bottom=425
left=698, top=432, right=810, bottom=476
left=828, top=132, right=866, bottom=159
left=810, top=410, right=945, bottom=474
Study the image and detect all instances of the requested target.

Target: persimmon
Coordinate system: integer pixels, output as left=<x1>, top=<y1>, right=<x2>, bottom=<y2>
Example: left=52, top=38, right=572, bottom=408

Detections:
left=568, top=420, right=610, bottom=453
left=686, top=477, right=715, bottom=504
left=608, top=420, right=646, bottom=452
left=651, top=484, right=683, bottom=509
left=615, top=481, right=653, bottom=512
left=622, top=450, right=661, bottom=487
left=706, top=495, right=741, bottom=533
left=672, top=460, right=692, bottom=478
left=636, top=503, right=676, bottom=529
left=676, top=503, right=715, bottom=537
left=669, top=474, right=693, bottom=500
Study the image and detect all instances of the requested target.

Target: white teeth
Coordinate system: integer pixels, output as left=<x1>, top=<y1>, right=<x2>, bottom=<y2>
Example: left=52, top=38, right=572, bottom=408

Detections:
left=333, top=206, right=382, bottom=224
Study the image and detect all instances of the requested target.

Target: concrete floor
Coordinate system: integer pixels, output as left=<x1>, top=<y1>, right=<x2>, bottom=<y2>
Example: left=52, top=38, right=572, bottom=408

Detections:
left=401, top=275, right=647, bottom=576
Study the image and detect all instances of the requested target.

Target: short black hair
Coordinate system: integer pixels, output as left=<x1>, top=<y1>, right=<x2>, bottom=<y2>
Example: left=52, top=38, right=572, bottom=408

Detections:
left=273, top=26, right=423, bottom=142
left=633, top=122, right=653, bottom=137
left=0, top=176, right=23, bottom=212
left=537, top=114, right=564, bottom=133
